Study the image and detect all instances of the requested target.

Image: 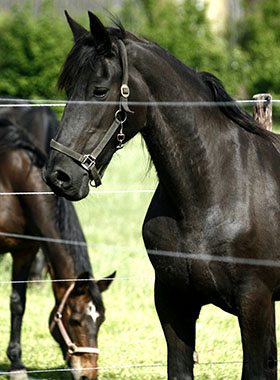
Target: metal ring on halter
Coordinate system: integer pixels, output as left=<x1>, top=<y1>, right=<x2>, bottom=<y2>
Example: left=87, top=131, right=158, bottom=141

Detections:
left=115, top=109, right=127, bottom=124
left=68, top=343, right=77, bottom=355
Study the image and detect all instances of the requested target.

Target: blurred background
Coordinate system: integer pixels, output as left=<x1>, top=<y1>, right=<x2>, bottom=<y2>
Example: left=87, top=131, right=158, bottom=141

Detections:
left=0, top=0, right=279, bottom=107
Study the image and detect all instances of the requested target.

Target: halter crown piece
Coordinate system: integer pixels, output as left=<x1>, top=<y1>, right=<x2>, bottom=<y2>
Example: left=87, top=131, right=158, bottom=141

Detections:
left=50, top=40, right=133, bottom=187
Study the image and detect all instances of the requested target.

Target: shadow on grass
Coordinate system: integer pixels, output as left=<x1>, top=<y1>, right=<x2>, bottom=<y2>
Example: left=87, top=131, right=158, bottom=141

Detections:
left=0, top=363, right=71, bottom=380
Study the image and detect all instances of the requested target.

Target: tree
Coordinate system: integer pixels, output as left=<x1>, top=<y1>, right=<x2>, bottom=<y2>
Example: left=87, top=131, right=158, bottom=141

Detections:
left=0, top=1, right=72, bottom=99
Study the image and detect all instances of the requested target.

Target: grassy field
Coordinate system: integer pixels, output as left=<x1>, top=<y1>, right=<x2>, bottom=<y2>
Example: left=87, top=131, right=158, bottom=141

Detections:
left=0, top=133, right=280, bottom=380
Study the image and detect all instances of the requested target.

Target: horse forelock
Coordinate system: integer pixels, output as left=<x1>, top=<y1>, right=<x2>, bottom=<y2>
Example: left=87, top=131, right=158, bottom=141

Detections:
left=89, top=280, right=104, bottom=311
left=57, top=24, right=125, bottom=93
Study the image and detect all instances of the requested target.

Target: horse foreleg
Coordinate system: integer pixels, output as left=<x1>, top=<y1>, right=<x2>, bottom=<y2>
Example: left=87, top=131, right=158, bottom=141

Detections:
left=7, top=248, right=38, bottom=379
left=154, top=278, right=201, bottom=380
left=238, top=283, right=277, bottom=380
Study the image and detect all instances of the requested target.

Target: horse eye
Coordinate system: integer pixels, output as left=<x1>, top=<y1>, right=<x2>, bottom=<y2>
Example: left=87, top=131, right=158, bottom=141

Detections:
left=93, top=87, right=108, bottom=99
left=69, top=318, right=81, bottom=327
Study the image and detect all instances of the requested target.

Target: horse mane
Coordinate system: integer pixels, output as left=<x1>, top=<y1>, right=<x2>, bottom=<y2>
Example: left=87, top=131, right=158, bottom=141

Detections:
left=57, top=198, right=103, bottom=307
left=55, top=196, right=93, bottom=277
left=198, top=72, right=280, bottom=153
left=198, top=72, right=272, bottom=138
left=21, top=107, right=59, bottom=154
left=0, top=119, right=46, bottom=167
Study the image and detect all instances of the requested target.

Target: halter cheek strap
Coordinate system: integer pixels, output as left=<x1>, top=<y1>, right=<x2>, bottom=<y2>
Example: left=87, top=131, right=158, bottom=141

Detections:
left=50, top=282, right=100, bottom=357
left=50, top=39, right=133, bottom=188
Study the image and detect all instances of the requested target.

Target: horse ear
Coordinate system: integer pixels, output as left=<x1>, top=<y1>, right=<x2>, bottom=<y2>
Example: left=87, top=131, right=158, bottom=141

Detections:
left=88, top=11, right=111, bottom=51
left=96, top=271, right=116, bottom=292
left=65, top=10, right=88, bottom=42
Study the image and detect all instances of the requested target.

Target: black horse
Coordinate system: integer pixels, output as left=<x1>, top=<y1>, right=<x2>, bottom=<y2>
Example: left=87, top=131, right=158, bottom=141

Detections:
left=43, top=12, right=280, bottom=380
left=0, top=119, right=115, bottom=380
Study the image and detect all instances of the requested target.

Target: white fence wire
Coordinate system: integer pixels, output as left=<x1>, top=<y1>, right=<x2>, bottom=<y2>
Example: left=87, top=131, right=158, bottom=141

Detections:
left=0, top=98, right=279, bottom=376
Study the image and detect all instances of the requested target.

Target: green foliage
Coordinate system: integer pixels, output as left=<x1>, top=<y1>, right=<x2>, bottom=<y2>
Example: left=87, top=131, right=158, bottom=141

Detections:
left=237, top=0, right=280, bottom=98
left=120, top=0, right=241, bottom=95
left=0, top=0, right=279, bottom=108
left=0, top=1, right=72, bottom=99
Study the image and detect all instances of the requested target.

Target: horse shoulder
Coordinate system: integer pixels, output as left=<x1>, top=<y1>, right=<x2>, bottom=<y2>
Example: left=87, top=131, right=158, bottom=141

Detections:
left=143, top=183, right=182, bottom=252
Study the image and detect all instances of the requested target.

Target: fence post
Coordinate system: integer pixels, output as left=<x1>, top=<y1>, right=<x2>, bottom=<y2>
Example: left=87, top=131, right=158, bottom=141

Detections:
left=252, top=93, right=272, bottom=131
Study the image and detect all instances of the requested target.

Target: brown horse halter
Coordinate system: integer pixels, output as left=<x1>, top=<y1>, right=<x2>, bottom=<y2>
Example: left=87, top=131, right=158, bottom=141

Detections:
left=50, top=39, right=133, bottom=187
left=50, top=282, right=99, bottom=357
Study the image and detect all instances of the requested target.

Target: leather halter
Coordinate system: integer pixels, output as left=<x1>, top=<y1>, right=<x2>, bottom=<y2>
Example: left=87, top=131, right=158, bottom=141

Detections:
left=50, top=39, right=133, bottom=188
left=50, top=282, right=99, bottom=356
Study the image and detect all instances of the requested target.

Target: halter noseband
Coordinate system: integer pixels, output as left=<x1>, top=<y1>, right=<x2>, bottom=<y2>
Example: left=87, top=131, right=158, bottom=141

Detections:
left=50, top=282, right=100, bottom=357
left=50, top=39, right=133, bottom=188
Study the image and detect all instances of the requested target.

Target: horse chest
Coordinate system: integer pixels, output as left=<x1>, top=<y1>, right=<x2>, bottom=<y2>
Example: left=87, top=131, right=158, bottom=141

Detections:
left=143, top=212, right=236, bottom=309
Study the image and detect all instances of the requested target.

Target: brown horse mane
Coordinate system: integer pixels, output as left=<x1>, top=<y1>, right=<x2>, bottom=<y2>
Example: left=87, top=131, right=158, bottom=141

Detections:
left=0, top=119, right=46, bottom=167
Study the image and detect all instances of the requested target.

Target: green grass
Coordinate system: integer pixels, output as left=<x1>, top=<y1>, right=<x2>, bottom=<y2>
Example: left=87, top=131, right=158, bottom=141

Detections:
left=0, top=134, right=280, bottom=380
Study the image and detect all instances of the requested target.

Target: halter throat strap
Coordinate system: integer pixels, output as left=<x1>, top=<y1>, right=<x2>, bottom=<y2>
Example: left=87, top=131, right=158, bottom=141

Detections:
left=50, top=282, right=99, bottom=356
left=50, top=39, right=133, bottom=188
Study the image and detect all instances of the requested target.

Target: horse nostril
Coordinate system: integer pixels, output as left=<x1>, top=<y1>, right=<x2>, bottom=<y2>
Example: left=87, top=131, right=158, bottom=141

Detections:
left=51, top=169, right=71, bottom=186
left=56, top=170, right=71, bottom=183
left=80, top=376, right=89, bottom=380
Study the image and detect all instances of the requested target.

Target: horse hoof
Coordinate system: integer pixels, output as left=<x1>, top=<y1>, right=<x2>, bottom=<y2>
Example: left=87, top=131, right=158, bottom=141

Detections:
left=9, top=369, right=28, bottom=380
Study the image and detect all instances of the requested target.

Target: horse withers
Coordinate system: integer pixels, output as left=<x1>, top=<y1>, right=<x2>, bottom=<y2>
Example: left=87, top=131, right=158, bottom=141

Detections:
left=0, top=118, right=115, bottom=380
left=43, top=12, right=280, bottom=380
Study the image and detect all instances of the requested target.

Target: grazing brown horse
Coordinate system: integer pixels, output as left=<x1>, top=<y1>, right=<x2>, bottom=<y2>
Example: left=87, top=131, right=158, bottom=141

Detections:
left=0, top=119, right=115, bottom=380
left=0, top=98, right=59, bottom=281
left=43, top=12, right=280, bottom=380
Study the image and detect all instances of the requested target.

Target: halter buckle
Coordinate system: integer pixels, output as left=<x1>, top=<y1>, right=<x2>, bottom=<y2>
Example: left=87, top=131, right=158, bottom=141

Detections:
left=121, top=84, right=130, bottom=98
left=81, top=154, right=96, bottom=171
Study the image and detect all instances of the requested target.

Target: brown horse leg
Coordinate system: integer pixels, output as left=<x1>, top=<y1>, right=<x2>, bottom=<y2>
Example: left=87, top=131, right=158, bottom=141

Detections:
left=29, top=249, right=46, bottom=283
left=7, top=248, right=38, bottom=379
left=238, top=283, right=277, bottom=380
left=154, top=277, right=201, bottom=380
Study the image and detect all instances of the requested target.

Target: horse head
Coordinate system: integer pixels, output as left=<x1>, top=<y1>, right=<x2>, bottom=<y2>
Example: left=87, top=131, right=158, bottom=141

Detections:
left=50, top=271, right=115, bottom=380
left=43, top=11, right=148, bottom=200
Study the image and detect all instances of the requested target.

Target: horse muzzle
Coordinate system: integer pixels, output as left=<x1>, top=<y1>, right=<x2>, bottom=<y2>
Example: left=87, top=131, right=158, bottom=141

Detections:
left=69, top=357, right=99, bottom=380
left=42, top=160, right=90, bottom=201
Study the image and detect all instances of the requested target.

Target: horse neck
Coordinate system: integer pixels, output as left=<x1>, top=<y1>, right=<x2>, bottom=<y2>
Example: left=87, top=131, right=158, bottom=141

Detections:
left=135, top=43, right=223, bottom=208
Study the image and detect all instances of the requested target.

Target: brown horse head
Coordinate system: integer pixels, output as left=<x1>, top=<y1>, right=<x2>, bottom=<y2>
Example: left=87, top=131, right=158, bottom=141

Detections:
left=50, top=272, right=115, bottom=380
